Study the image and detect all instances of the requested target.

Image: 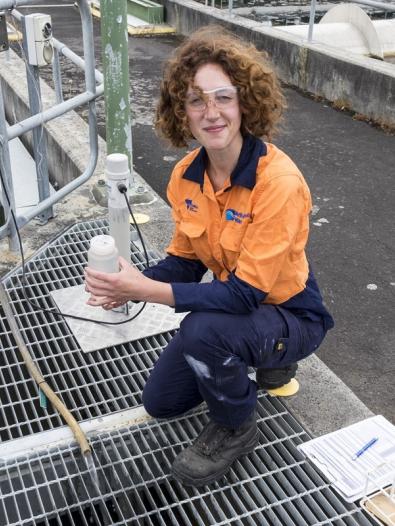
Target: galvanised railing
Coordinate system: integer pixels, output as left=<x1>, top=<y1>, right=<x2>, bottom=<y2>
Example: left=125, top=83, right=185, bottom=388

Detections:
left=0, top=0, right=103, bottom=251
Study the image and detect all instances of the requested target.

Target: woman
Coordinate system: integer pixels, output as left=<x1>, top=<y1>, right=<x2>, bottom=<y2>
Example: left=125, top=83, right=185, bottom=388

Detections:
left=85, top=26, right=334, bottom=487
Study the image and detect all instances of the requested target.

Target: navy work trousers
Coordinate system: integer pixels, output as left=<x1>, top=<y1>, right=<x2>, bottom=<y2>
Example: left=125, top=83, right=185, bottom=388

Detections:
left=142, top=305, right=326, bottom=429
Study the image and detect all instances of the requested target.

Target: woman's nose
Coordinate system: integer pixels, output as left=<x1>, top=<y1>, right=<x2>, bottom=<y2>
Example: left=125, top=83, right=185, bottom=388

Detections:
left=204, top=99, right=220, bottom=118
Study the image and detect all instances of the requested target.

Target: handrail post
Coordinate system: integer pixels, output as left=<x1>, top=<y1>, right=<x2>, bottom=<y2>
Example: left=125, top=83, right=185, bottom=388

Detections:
left=21, top=14, right=53, bottom=224
left=308, top=0, right=317, bottom=43
left=0, top=81, right=18, bottom=251
left=52, top=47, right=63, bottom=104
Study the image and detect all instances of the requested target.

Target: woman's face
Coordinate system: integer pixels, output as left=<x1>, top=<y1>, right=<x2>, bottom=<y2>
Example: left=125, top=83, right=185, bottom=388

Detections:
left=185, top=63, right=243, bottom=156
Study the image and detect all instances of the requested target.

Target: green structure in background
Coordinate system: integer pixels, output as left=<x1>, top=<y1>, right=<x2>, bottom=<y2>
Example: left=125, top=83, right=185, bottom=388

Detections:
left=100, top=0, right=133, bottom=172
left=127, top=0, right=164, bottom=24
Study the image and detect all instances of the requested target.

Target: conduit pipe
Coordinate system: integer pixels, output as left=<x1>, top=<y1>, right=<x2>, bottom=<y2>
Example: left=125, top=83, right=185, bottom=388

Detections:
left=0, top=282, right=91, bottom=457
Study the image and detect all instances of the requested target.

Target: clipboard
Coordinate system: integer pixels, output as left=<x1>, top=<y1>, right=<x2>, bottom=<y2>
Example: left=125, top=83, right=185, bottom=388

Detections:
left=298, top=415, right=395, bottom=502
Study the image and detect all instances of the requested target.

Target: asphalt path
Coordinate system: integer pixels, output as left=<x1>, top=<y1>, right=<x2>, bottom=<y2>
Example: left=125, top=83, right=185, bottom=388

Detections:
left=17, top=1, right=395, bottom=423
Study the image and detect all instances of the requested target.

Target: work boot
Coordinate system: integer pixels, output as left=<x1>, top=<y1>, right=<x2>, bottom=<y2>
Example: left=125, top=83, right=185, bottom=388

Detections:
left=256, top=363, right=298, bottom=390
left=171, top=411, right=259, bottom=487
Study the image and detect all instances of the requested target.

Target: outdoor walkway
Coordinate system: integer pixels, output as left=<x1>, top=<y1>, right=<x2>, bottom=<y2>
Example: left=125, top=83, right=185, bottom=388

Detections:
left=9, top=0, right=395, bottom=426
left=0, top=2, right=394, bottom=524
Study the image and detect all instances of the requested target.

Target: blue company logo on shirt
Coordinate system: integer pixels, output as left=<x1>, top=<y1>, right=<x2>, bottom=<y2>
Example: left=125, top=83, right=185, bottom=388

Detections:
left=225, top=208, right=251, bottom=224
left=185, top=198, right=198, bottom=212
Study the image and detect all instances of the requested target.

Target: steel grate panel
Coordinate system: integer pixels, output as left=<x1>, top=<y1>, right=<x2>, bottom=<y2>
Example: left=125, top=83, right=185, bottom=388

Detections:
left=0, top=220, right=169, bottom=442
left=0, top=399, right=375, bottom=526
left=0, top=220, right=377, bottom=524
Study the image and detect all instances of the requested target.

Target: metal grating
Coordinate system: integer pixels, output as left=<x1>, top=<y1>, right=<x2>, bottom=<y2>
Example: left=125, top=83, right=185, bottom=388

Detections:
left=0, top=220, right=377, bottom=525
left=0, top=399, right=377, bottom=526
left=0, top=220, right=167, bottom=442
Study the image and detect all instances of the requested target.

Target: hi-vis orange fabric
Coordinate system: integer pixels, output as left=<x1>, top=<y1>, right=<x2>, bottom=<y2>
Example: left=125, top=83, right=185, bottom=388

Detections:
left=166, top=143, right=311, bottom=304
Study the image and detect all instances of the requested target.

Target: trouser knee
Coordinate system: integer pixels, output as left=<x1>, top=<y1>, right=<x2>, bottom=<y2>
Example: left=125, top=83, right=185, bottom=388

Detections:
left=142, top=385, right=169, bottom=419
left=179, top=312, right=225, bottom=361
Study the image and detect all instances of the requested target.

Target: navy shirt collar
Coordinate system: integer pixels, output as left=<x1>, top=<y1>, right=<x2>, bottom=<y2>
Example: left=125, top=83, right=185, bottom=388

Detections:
left=182, top=134, right=267, bottom=190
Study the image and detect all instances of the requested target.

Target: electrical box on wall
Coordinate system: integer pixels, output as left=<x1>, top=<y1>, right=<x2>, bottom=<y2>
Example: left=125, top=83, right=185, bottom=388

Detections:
left=24, top=13, right=53, bottom=67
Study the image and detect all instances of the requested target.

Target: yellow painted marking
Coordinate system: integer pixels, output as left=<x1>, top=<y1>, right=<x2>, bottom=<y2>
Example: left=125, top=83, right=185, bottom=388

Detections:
left=267, top=378, right=300, bottom=397
left=90, top=4, right=175, bottom=36
left=130, top=213, right=150, bottom=225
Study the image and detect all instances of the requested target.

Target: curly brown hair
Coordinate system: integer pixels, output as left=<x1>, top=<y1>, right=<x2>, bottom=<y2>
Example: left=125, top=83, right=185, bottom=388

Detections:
left=155, top=25, right=286, bottom=148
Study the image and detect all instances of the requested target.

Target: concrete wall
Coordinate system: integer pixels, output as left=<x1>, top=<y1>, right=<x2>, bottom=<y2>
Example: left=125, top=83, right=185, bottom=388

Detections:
left=159, top=0, right=395, bottom=128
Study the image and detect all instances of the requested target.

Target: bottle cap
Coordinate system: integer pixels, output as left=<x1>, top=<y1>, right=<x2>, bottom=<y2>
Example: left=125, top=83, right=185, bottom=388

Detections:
left=89, top=235, right=116, bottom=256
left=105, top=153, right=129, bottom=181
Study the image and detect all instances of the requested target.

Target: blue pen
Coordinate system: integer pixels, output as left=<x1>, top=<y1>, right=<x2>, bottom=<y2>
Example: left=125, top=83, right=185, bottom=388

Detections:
left=352, top=437, right=378, bottom=461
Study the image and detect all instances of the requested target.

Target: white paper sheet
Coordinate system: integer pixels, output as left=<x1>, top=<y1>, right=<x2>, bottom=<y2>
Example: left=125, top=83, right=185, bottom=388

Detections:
left=298, top=415, right=395, bottom=502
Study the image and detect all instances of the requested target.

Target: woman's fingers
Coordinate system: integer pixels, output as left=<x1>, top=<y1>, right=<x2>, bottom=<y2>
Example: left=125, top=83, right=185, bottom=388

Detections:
left=86, top=295, right=109, bottom=306
left=85, top=272, right=113, bottom=288
left=86, top=286, right=113, bottom=299
left=85, top=274, right=115, bottom=296
left=85, top=259, right=142, bottom=306
left=102, top=300, right=125, bottom=310
left=85, top=266, right=116, bottom=281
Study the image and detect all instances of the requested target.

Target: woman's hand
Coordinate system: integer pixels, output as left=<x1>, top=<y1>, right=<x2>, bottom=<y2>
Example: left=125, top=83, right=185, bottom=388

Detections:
left=84, top=257, right=175, bottom=308
left=84, top=257, right=148, bottom=308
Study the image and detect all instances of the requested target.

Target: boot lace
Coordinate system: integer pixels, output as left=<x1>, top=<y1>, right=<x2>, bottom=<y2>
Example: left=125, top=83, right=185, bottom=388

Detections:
left=194, top=421, right=233, bottom=456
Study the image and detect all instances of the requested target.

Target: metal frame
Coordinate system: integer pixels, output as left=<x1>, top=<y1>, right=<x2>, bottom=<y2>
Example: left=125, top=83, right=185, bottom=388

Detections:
left=0, top=0, right=103, bottom=250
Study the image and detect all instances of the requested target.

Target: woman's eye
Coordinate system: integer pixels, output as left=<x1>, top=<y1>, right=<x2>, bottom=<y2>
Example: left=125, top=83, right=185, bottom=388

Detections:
left=217, top=95, right=232, bottom=103
left=189, top=96, right=204, bottom=106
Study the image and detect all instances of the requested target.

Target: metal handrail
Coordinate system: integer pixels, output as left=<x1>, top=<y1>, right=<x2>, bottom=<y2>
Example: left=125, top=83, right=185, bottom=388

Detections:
left=53, top=37, right=104, bottom=85
left=0, top=0, right=101, bottom=249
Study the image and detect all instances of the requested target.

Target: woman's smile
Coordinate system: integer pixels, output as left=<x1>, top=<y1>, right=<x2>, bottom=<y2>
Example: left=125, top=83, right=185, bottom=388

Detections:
left=203, top=124, right=227, bottom=133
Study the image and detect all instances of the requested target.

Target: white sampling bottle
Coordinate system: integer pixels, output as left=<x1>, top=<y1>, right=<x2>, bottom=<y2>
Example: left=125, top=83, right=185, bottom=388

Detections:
left=87, top=235, right=119, bottom=273
left=106, top=153, right=131, bottom=263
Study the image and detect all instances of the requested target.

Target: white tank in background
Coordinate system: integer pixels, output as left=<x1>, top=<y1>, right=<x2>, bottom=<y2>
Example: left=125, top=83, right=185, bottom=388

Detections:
left=277, top=4, right=395, bottom=60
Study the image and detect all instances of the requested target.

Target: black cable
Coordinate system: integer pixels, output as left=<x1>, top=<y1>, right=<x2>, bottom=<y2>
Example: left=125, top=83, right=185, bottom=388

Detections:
left=118, top=183, right=151, bottom=268
left=0, top=162, right=151, bottom=326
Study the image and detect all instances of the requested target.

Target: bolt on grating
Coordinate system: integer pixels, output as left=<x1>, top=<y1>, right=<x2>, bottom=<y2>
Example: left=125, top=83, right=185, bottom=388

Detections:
left=0, top=220, right=377, bottom=525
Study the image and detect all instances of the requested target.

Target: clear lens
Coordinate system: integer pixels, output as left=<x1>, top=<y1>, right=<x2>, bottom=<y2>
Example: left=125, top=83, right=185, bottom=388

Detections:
left=186, top=94, right=206, bottom=110
left=213, top=88, right=238, bottom=106
left=185, top=86, right=238, bottom=111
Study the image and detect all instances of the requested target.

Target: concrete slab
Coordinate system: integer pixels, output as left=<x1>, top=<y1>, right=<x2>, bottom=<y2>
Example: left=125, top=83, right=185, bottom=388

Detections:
left=90, top=1, right=176, bottom=36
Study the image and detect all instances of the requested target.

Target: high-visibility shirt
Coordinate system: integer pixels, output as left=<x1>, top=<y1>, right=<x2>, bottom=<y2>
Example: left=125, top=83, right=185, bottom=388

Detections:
left=143, top=134, right=333, bottom=330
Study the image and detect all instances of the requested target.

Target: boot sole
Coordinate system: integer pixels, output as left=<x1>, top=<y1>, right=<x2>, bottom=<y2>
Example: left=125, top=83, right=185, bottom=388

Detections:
left=257, top=364, right=298, bottom=390
left=171, top=432, right=259, bottom=487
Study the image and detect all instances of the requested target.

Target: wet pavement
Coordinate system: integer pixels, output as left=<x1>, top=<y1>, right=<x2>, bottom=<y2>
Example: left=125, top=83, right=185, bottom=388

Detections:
left=14, top=1, right=395, bottom=423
